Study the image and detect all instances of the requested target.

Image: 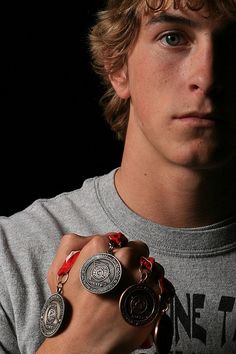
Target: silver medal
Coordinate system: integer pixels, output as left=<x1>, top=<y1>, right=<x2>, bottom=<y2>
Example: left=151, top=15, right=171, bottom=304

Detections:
left=119, top=284, right=160, bottom=326
left=40, top=293, right=65, bottom=337
left=80, top=253, right=122, bottom=294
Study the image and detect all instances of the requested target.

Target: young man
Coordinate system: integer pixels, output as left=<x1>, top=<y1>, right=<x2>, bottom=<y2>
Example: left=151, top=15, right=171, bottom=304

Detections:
left=1, top=0, right=236, bottom=353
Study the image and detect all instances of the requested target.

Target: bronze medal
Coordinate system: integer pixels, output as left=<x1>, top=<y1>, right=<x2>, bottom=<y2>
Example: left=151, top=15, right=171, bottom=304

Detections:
left=119, top=284, right=160, bottom=326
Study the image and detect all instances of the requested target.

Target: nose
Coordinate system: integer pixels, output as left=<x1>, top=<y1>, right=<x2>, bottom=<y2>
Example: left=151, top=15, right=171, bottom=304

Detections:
left=188, top=40, right=217, bottom=95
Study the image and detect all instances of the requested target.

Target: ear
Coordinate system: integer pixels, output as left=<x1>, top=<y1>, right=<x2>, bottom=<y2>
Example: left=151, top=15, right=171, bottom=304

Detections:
left=109, top=65, right=130, bottom=99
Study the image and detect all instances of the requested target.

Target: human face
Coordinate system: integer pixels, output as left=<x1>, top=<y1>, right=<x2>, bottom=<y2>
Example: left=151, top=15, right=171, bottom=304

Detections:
left=125, top=4, right=236, bottom=170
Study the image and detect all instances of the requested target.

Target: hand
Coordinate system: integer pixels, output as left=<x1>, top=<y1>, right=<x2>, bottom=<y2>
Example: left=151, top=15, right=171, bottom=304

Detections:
left=37, top=233, right=174, bottom=354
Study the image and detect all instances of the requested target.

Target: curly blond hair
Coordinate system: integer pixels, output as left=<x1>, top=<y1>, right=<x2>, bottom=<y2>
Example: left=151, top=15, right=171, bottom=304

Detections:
left=90, top=0, right=236, bottom=140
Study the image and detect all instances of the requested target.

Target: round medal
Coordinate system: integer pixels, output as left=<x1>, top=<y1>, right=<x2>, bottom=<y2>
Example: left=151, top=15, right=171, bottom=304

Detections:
left=40, top=293, right=65, bottom=337
left=80, top=253, right=122, bottom=294
left=119, top=284, right=160, bottom=326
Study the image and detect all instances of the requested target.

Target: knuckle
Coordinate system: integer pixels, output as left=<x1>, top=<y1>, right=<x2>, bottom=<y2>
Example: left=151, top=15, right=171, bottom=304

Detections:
left=116, top=247, right=139, bottom=267
left=60, top=233, right=79, bottom=245
left=136, top=240, right=150, bottom=253
left=59, top=233, right=83, bottom=253
left=128, top=240, right=150, bottom=257
left=88, top=235, right=105, bottom=249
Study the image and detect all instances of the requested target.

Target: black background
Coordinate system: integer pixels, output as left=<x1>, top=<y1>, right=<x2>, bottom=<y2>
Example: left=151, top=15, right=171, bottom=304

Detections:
left=0, top=2, right=123, bottom=216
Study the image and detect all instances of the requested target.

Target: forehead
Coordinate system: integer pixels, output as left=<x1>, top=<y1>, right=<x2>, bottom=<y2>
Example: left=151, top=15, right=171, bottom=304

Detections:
left=142, top=0, right=236, bottom=21
left=141, top=1, right=236, bottom=31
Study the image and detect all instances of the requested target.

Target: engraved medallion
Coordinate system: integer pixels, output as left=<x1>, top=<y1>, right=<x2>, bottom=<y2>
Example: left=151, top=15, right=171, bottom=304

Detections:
left=80, top=253, right=122, bottom=294
left=119, top=284, right=159, bottom=326
left=40, top=293, right=65, bottom=337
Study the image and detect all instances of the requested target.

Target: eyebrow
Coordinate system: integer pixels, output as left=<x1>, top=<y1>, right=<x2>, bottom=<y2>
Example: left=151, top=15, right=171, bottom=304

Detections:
left=146, top=14, right=200, bottom=28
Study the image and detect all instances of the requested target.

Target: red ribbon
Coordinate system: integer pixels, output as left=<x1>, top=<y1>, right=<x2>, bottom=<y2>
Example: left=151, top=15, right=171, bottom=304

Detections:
left=57, top=250, right=80, bottom=276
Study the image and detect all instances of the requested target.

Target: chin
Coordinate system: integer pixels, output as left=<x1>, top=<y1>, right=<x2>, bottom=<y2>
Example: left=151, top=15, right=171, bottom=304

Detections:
left=172, top=151, right=236, bottom=171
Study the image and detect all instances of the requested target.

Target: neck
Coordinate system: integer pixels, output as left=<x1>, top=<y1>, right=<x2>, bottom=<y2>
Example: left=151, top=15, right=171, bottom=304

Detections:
left=115, top=132, right=236, bottom=229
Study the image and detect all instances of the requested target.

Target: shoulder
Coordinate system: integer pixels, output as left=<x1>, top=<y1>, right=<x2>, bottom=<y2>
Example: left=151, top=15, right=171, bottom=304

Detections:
left=0, top=169, right=117, bottom=243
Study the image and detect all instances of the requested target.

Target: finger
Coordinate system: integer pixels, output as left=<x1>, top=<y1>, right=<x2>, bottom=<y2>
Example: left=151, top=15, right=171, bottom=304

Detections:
left=114, top=240, right=149, bottom=269
left=78, top=234, right=110, bottom=262
left=127, top=240, right=150, bottom=258
left=77, top=232, right=130, bottom=264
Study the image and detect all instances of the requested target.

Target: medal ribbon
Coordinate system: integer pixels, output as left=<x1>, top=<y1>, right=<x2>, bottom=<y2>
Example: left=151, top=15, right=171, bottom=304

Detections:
left=57, top=250, right=80, bottom=276
left=40, top=252, right=81, bottom=338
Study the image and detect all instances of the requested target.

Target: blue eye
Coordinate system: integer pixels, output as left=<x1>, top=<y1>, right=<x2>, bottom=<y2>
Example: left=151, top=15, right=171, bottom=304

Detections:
left=161, top=32, right=187, bottom=47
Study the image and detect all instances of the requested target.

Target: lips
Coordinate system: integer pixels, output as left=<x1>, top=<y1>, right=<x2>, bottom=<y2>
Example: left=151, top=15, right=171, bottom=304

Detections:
left=172, top=111, right=219, bottom=128
left=174, top=112, right=215, bottom=120
left=173, top=109, right=236, bottom=126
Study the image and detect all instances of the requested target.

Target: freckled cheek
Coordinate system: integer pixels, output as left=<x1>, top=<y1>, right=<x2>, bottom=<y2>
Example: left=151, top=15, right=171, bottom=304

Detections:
left=128, top=46, right=183, bottom=107
left=149, top=58, right=179, bottom=88
left=129, top=61, right=175, bottom=99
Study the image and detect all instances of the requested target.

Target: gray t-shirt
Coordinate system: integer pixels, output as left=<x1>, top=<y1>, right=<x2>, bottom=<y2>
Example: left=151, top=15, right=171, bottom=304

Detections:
left=0, top=169, right=236, bottom=353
